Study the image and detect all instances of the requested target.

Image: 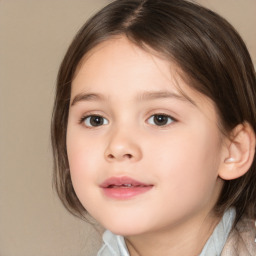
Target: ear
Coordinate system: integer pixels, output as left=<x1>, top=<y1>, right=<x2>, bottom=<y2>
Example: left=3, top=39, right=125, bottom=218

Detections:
left=218, top=122, right=255, bottom=180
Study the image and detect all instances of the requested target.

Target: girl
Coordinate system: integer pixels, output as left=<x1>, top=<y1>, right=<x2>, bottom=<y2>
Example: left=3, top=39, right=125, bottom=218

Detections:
left=51, top=0, right=256, bottom=255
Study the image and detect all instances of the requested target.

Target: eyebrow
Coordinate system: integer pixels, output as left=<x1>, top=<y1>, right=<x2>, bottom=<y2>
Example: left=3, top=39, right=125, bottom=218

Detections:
left=70, top=90, right=195, bottom=106
left=71, top=93, right=105, bottom=106
left=136, top=90, right=193, bottom=103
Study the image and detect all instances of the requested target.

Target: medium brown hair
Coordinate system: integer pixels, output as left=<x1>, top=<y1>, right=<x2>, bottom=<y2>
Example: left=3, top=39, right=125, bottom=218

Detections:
left=51, top=0, right=256, bottom=223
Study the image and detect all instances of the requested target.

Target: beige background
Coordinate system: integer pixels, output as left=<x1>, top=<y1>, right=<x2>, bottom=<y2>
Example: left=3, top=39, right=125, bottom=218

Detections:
left=0, top=1, right=255, bottom=255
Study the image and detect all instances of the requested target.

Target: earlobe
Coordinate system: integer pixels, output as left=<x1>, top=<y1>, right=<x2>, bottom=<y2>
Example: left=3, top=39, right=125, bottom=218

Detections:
left=219, top=122, right=255, bottom=180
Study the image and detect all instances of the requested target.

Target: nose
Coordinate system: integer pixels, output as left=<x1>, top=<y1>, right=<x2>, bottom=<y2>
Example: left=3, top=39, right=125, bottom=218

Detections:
left=104, top=128, right=142, bottom=162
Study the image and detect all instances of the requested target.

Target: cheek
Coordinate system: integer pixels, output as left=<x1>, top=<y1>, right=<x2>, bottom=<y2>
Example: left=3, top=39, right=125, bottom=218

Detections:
left=67, top=126, right=99, bottom=169
left=149, top=127, right=222, bottom=198
left=66, top=129, right=101, bottom=194
left=67, top=140, right=102, bottom=208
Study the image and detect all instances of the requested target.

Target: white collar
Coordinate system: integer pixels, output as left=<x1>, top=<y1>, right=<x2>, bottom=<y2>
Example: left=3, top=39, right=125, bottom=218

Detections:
left=199, top=208, right=236, bottom=255
left=97, top=230, right=129, bottom=256
left=97, top=208, right=236, bottom=256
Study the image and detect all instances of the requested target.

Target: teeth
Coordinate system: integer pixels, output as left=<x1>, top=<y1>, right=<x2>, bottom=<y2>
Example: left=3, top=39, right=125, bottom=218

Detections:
left=107, top=184, right=145, bottom=188
left=108, top=184, right=133, bottom=188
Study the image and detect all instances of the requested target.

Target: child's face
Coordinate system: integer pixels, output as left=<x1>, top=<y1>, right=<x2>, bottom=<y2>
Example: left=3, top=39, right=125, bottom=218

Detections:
left=67, top=37, right=225, bottom=236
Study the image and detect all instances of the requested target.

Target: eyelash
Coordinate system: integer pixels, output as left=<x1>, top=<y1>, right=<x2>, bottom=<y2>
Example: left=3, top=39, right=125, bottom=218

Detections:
left=79, top=113, right=177, bottom=128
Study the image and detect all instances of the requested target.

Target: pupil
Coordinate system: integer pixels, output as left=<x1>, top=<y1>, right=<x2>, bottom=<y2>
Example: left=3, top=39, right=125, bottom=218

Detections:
left=154, top=115, right=168, bottom=126
left=91, top=116, right=103, bottom=126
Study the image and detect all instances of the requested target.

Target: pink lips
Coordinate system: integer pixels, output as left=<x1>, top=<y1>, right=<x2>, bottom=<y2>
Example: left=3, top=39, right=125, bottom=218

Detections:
left=100, top=176, right=153, bottom=199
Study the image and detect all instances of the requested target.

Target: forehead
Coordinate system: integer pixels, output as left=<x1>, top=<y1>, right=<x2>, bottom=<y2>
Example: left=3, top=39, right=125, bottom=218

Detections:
left=71, top=37, right=211, bottom=107
left=73, top=37, right=181, bottom=93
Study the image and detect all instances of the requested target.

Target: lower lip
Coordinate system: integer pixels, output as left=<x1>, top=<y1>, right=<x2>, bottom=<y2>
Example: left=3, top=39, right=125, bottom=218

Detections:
left=101, top=186, right=153, bottom=200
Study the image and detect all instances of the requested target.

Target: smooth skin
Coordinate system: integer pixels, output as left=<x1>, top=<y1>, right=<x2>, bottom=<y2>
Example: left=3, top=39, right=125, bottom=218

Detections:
left=66, top=37, right=254, bottom=255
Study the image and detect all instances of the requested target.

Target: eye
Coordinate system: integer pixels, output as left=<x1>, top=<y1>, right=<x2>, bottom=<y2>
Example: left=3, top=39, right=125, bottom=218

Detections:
left=147, top=114, right=174, bottom=126
left=82, top=115, right=109, bottom=127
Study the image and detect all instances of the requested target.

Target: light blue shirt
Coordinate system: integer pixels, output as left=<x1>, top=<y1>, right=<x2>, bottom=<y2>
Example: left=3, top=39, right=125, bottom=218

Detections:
left=97, top=208, right=236, bottom=256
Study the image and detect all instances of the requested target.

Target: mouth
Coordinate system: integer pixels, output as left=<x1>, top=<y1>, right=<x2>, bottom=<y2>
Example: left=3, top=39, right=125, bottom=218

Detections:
left=100, top=176, right=153, bottom=199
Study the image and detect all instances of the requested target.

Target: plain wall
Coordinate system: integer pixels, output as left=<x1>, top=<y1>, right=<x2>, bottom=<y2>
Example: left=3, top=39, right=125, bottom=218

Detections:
left=0, top=1, right=255, bottom=255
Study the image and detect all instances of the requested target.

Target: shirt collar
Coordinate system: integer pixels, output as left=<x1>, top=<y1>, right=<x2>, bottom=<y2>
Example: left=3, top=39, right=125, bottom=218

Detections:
left=98, top=208, right=236, bottom=256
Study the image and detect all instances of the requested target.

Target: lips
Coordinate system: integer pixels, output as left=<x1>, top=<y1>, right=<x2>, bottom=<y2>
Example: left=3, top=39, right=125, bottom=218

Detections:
left=100, top=176, right=153, bottom=199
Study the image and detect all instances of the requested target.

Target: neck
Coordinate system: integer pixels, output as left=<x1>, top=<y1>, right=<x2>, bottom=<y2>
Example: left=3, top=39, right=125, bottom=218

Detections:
left=125, top=211, right=221, bottom=256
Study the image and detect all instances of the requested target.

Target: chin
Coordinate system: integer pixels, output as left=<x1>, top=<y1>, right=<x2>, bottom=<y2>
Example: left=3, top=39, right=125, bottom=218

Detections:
left=109, top=227, right=144, bottom=236
left=101, top=219, right=148, bottom=236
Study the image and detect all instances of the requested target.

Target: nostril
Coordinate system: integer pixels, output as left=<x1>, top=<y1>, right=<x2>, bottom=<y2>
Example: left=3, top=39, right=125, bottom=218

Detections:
left=107, top=153, right=133, bottom=160
left=124, top=154, right=132, bottom=159
left=108, top=154, right=115, bottom=159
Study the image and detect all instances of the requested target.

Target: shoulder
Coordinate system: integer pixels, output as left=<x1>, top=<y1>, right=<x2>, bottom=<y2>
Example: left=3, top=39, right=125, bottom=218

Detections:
left=221, top=216, right=256, bottom=256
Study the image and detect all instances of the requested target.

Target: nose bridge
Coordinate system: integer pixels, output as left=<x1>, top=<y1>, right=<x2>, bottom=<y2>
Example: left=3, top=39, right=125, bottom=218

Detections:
left=104, top=123, right=142, bottom=162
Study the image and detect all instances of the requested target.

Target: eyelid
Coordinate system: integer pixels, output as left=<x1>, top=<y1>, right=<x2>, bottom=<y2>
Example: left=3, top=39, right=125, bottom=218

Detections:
left=78, top=110, right=107, bottom=123
left=145, top=109, right=178, bottom=121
